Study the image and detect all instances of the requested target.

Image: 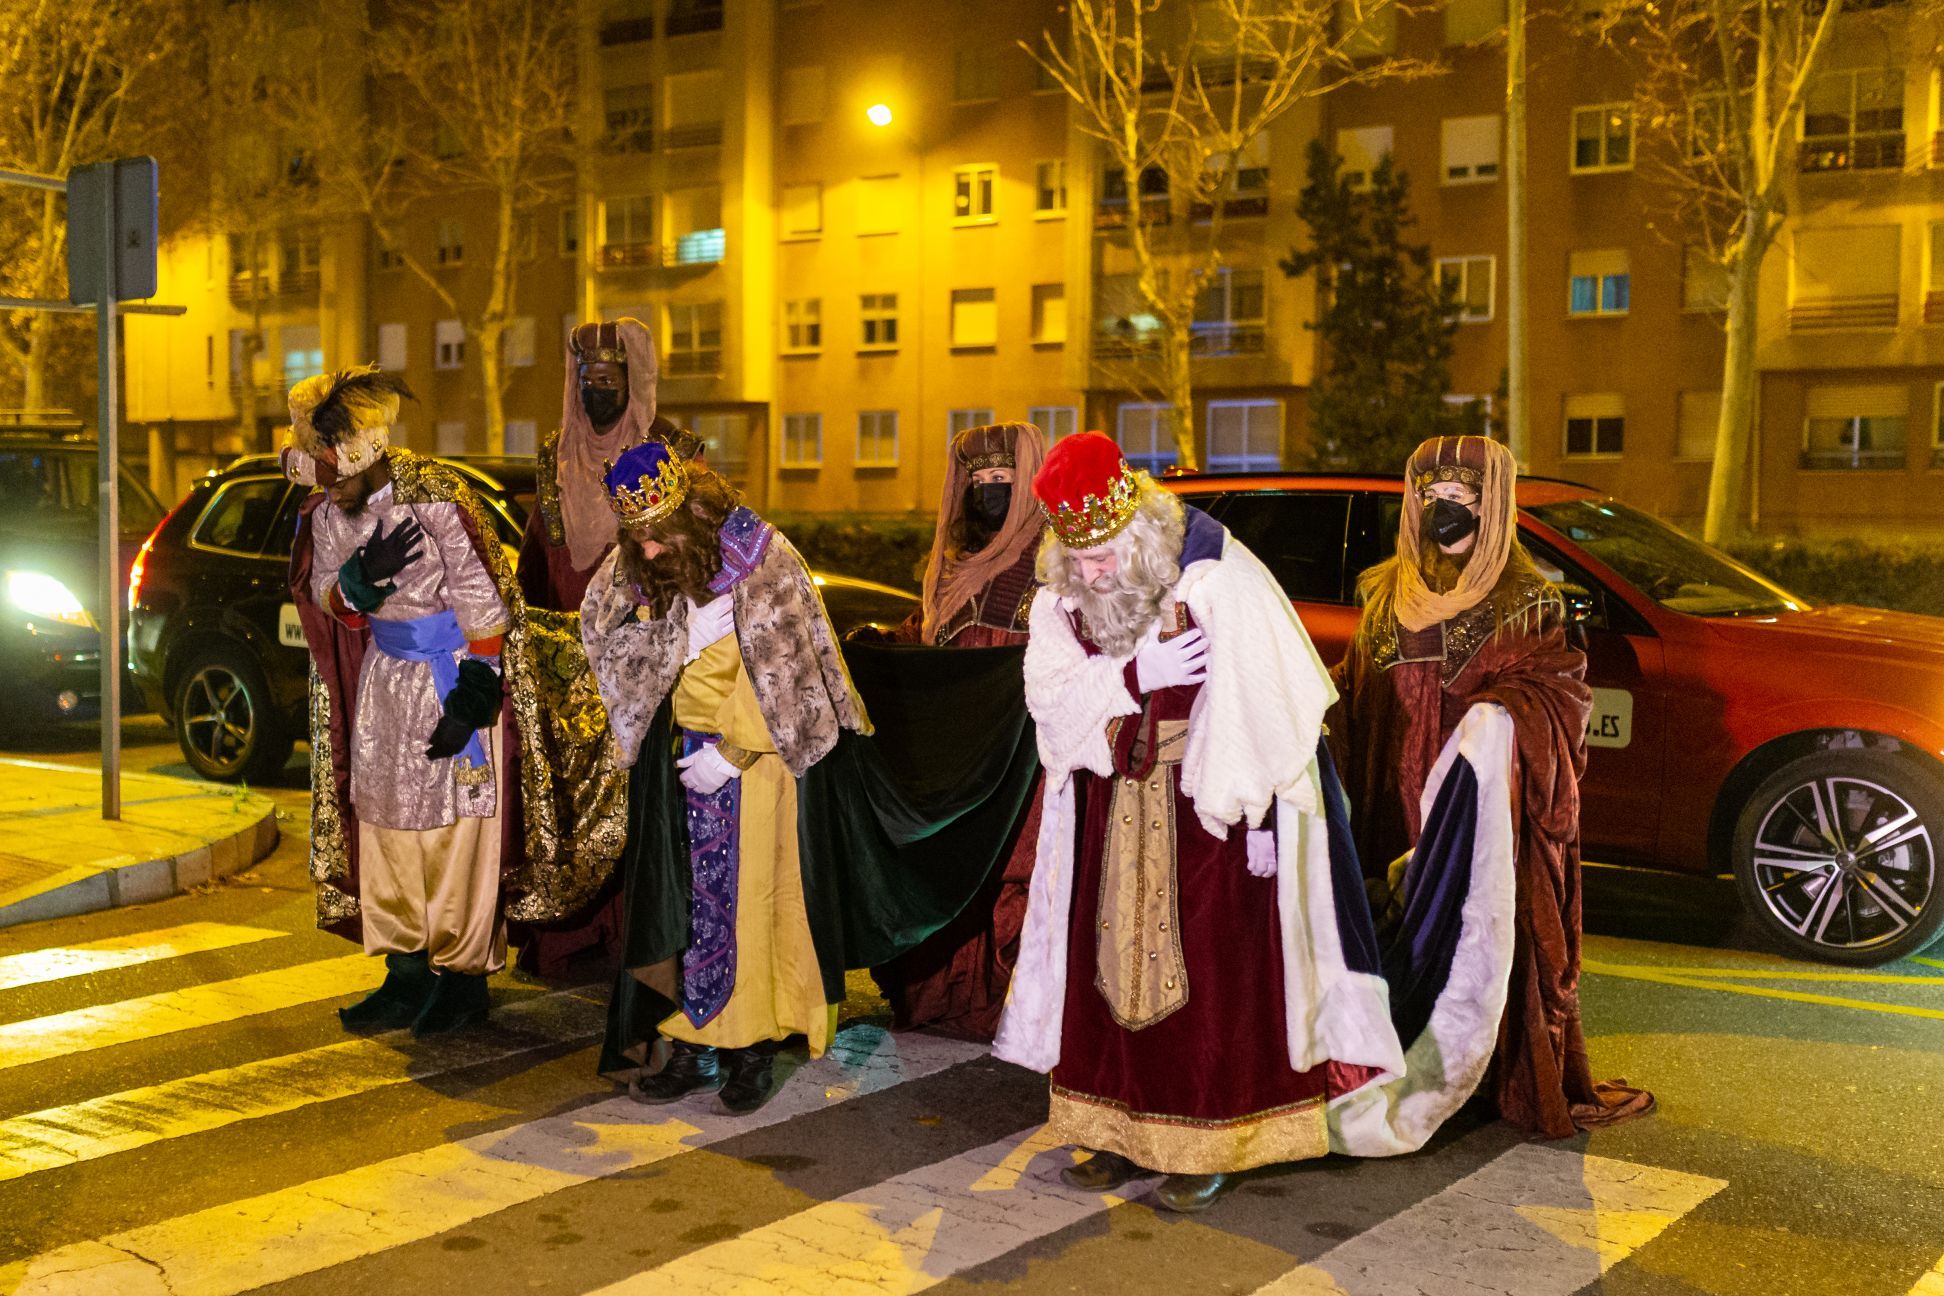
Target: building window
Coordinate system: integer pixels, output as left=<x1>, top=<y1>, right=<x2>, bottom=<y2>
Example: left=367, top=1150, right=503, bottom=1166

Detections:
left=436, top=219, right=464, bottom=266
left=861, top=293, right=899, bottom=349
left=1192, top=268, right=1266, bottom=354
left=1337, top=125, right=1394, bottom=190
left=601, top=194, right=655, bottom=266
left=781, top=65, right=826, bottom=126
left=857, top=409, right=900, bottom=467
left=1804, top=385, right=1908, bottom=469
left=663, top=69, right=725, bottom=147
left=1683, top=245, right=1731, bottom=312
left=502, top=316, right=536, bottom=368
left=783, top=298, right=821, bottom=353
left=376, top=242, right=406, bottom=272
left=377, top=322, right=407, bottom=372
left=1571, top=104, right=1633, bottom=172
left=1563, top=393, right=1625, bottom=457
left=954, top=47, right=1001, bottom=103
left=667, top=186, right=726, bottom=264
left=558, top=205, right=581, bottom=258
left=1801, top=69, right=1904, bottom=172
left=1035, top=160, right=1067, bottom=216
left=950, top=287, right=998, bottom=347
left=666, top=0, right=725, bottom=37
left=435, top=319, right=465, bottom=370
left=782, top=413, right=823, bottom=468
left=504, top=420, right=537, bottom=455
left=1438, top=255, right=1496, bottom=322
left=953, top=164, right=997, bottom=224
left=857, top=174, right=901, bottom=236
left=1031, top=283, right=1067, bottom=344
left=782, top=182, right=822, bottom=238
left=1116, top=403, right=1178, bottom=475
left=666, top=301, right=724, bottom=376
left=1677, top=390, right=1721, bottom=460
left=949, top=408, right=995, bottom=439
left=1095, top=274, right=1163, bottom=356
left=436, top=421, right=467, bottom=454
left=1444, top=0, right=1507, bottom=43
left=1029, top=405, right=1079, bottom=442
left=1442, top=115, right=1502, bottom=183
left=1568, top=249, right=1629, bottom=316
left=1206, top=400, right=1282, bottom=472
left=280, top=324, right=324, bottom=388
left=599, top=0, right=654, bottom=46
left=1791, top=224, right=1900, bottom=331
left=603, top=83, right=654, bottom=153
left=1223, top=133, right=1271, bottom=198
left=1101, top=164, right=1169, bottom=208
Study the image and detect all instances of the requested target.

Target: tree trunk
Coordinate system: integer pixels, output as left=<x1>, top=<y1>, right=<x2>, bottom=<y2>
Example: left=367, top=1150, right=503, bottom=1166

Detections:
left=1702, top=224, right=1766, bottom=544
left=1503, top=0, right=1529, bottom=464
left=22, top=190, right=64, bottom=410
left=1162, top=319, right=1197, bottom=471
left=477, top=190, right=519, bottom=457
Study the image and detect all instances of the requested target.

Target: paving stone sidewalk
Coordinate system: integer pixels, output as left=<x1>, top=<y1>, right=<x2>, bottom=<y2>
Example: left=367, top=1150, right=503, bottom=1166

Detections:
left=0, top=759, right=279, bottom=929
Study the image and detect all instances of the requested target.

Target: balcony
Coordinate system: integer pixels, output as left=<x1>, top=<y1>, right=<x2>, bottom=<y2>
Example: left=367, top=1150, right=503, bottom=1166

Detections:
left=1189, top=322, right=1266, bottom=356
left=599, top=15, right=654, bottom=44
left=1094, top=196, right=1172, bottom=230
left=661, top=122, right=724, bottom=150
left=1788, top=294, right=1898, bottom=331
left=1925, top=291, right=1944, bottom=324
left=600, top=127, right=655, bottom=155
left=1189, top=192, right=1271, bottom=221
left=226, top=269, right=318, bottom=306
left=1799, top=131, right=1905, bottom=173
left=597, top=230, right=727, bottom=271
left=665, top=0, right=724, bottom=35
left=598, top=241, right=663, bottom=269
left=1801, top=448, right=1904, bottom=470
left=663, top=349, right=722, bottom=377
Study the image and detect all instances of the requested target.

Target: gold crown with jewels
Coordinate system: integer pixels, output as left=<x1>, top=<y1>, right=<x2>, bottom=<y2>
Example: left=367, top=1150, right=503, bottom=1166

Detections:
left=1043, top=463, right=1140, bottom=548
left=604, top=454, right=688, bottom=528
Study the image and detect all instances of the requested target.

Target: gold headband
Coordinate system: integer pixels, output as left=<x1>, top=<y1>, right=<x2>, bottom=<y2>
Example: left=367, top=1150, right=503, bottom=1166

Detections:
left=1413, top=464, right=1484, bottom=493
left=1042, top=464, right=1140, bottom=549
left=604, top=454, right=688, bottom=528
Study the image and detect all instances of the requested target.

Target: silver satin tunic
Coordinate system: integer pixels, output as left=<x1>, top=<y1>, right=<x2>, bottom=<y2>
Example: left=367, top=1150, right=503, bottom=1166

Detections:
left=310, top=484, right=509, bottom=831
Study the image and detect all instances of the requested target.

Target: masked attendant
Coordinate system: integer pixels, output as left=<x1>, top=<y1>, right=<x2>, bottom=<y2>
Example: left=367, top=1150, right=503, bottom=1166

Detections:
left=581, top=443, right=869, bottom=1113
left=1328, top=435, right=1655, bottom=1138
left=284, top=369, right=538, bottom=1035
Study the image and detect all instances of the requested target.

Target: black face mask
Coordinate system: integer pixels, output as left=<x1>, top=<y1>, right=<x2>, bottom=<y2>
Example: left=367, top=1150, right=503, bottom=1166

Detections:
left=1423, top=497, right=1481, bottom=547
left=965, top=483, right=1012, bottom=533
left=580, top=384, right=627, bottom=428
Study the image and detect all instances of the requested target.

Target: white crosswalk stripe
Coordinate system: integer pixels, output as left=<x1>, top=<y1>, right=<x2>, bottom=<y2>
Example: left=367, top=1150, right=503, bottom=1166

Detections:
left=0, top=1026, right=986, bottom=1296
left=1908, top=1256, right=1944, bottom=1295
left=0, top=923, right=284, bottom=992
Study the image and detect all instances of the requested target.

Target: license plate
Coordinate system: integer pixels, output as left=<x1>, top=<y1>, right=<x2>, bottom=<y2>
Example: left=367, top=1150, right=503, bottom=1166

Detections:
left=1586, top=687, right=1633, bottom=750
left=278, top=603, right=308, bottom=648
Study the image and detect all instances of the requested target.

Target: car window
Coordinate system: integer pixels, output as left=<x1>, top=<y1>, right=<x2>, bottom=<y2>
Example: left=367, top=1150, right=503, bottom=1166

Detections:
left=1206, top=491, right=1353, bottom=604
left=0, top=448, right=165, bottom=537
left=192, top=477, right=293, bottom=555
left=1526, top=498, right=1802, bottom=617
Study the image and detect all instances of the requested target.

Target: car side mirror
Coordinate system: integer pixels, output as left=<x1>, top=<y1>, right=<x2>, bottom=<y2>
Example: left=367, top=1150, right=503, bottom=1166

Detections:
left=1559, top=581, right=1596, bottom=625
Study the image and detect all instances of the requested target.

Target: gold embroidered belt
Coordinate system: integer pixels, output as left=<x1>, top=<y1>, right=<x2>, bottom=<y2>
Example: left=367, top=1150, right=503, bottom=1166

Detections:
left=1094, top=718, right=1190, bottom=1030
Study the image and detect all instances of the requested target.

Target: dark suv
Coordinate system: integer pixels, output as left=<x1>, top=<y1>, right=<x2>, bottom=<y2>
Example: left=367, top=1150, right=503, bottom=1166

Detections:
left=0, top=419, right=166, bottom=733
left=129, top=455, right=917, bottom=783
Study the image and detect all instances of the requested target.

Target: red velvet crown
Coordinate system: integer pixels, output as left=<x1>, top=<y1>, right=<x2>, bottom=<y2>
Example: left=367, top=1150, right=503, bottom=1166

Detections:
left=1033, top=431, right=1140, bottom=548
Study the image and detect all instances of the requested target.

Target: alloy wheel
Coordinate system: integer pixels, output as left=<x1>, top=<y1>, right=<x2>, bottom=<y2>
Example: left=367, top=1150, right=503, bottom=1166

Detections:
left=181, top=664, right=256, bottom=775
left=1749, top=774, right=1936, bottom=954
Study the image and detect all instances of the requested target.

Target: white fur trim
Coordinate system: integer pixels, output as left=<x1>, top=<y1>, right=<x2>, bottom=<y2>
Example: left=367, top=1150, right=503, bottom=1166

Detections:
left=1021, top=588, right=1139, bottom=781
left=1326, top=702, right=1518, bottom=1157
left=991, top=774, right=1077, bottom=1072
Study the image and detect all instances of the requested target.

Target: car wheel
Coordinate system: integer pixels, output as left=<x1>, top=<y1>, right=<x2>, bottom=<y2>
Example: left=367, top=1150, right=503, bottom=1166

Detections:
left=172, top=645, right=292, bottom=784
left=1731, top=749, right=1944, bottom=965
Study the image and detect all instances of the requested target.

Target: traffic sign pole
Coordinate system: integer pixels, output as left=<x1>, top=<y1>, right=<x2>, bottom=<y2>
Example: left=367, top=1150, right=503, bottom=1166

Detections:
left=97, top=182, right=122, bottom=820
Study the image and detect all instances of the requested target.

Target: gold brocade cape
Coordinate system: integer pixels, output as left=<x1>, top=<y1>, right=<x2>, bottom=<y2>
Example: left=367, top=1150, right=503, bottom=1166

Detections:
left=294, top=451, right=627, bottom=937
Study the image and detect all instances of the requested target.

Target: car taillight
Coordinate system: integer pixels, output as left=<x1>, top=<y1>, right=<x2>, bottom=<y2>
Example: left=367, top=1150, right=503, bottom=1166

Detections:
left=128, top=508, right=174, bottom=613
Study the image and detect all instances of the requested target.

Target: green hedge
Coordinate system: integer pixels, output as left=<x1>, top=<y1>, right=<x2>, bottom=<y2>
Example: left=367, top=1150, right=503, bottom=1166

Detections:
left=1725, top=538, right=1944, bottom=615
left=771, top=513, right=937, bottom=591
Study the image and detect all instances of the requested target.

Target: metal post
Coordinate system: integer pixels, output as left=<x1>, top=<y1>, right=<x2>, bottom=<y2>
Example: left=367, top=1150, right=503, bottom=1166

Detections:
left=97, top=190, right=122, bottom=820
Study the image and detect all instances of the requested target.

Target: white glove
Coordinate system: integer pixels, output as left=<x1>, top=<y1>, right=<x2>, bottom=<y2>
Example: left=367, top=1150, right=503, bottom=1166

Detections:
left=1246, top=827, right=1277, bottom=879
left=676, top=743, right=740, bottom=795
left=684, top=593, right=736, bottom=664
left=1133, top=626, right=1209, bottom=694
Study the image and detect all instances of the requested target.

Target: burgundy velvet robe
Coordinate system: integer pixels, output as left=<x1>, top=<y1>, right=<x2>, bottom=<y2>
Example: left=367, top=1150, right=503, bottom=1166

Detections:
left=1328, top=597, right=1653, bottom=1139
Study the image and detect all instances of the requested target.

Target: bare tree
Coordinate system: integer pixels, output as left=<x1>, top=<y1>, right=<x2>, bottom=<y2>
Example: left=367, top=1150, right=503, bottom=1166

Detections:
left=0, top=0, right=189, bottom=409
left=1031, top=0, right=1429, bottom=468
left=1618, top=0, right=1906, bottom=541
left=275, top=0, right=576, bottom=453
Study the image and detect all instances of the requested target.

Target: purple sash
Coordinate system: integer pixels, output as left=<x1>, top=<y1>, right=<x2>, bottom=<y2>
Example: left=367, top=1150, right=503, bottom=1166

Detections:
left=679, top=729, right=741, bottom=1027
left=367, top=609, right=490, bottom=770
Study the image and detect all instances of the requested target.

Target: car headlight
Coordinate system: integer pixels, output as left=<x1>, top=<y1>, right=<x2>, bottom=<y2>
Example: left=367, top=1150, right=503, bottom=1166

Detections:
left=4, top=570, right=93, bottom=628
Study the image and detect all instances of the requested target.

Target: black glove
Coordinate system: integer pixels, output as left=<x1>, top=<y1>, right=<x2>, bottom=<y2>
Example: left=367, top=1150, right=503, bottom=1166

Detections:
left=338, top=517, right=425, bottom=613
left=425, top=659, right=503, bottom=760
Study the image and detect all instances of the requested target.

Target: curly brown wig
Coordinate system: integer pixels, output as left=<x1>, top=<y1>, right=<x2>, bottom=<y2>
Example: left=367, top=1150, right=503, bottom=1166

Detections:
left=616, top=467, right=741, bottom=617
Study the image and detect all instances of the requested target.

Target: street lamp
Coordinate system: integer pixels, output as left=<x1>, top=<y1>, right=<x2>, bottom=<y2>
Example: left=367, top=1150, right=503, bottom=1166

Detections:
left=866, top=103, right=894, bottom=128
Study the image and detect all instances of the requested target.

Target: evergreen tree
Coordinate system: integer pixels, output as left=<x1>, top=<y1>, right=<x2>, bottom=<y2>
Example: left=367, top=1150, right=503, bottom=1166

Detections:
left=1282, top=141, right=1486, bottom=473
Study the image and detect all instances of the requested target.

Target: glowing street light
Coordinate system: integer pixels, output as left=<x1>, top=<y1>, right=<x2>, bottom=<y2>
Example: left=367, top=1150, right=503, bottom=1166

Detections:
left=866, top=103, right=894, bottom=128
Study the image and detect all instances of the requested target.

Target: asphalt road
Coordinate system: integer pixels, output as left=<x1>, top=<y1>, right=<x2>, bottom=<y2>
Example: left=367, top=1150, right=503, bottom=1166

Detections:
left=0, top=719, right=1939, bottom=1295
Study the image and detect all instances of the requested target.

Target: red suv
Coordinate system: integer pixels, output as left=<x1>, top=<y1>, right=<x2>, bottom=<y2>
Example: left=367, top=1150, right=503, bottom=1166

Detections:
left=1164, top=472, right=1944, bottom=966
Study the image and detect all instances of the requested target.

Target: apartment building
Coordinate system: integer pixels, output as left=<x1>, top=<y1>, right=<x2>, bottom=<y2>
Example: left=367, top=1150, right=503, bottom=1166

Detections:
left=122, top=0, right=1944, bottom=535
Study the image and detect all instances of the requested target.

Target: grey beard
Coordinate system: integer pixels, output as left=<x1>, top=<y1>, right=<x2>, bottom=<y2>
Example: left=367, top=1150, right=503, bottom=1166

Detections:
left=1074, top=580, right=1165, bottom=656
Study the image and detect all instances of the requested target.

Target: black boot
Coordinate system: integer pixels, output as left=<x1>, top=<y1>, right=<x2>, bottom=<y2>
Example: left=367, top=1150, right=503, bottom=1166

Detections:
left=409, top=969, right=491, bottom=1036
left=1060, top=1150, right=1144, bottom=1191
left=718, top=1042, right=779, bottom=1114
left=338, top=952, right=434, bottom=1032
left=630, top=1042, right=722, bottom=1104
left=1153, top=1172, right=1236, bottom=1213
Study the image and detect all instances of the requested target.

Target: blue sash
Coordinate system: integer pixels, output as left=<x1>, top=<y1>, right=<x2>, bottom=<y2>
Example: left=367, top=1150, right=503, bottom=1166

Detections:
left=367, top=609, right=490, bottom=770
